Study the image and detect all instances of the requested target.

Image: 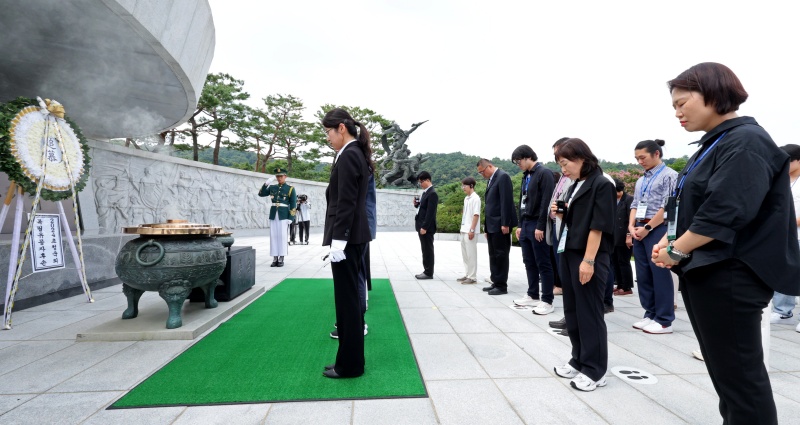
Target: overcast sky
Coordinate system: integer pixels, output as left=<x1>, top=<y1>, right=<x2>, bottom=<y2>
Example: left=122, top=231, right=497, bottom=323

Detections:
left=206, top=0, right=799, bottom=164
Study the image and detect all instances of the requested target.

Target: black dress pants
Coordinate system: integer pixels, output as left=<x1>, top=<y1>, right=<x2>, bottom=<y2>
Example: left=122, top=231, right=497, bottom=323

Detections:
left=418, top=231, right=435, bottom=276
left=611, top=244, right=634, bottom=290
left=682, top=259, right=776, bottom=425
left=330, top=242, right=366, bottom=377
left=298, top=221, right=310, bottom=242
left=559, top=249, right=609, bottom=382
left=486, top=231, right=511, bottom=288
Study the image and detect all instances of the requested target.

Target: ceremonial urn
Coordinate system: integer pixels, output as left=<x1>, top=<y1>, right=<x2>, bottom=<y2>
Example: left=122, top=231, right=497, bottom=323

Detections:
left=115, top=220, right=228, bottom=329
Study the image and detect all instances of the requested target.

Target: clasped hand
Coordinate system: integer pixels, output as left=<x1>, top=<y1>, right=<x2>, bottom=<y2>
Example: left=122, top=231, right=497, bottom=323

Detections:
left=329, top=239, right=347, bottom=263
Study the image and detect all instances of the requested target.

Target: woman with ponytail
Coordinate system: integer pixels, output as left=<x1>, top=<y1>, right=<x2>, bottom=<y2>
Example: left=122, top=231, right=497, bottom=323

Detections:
left=320, top=108, right=372, bottom=378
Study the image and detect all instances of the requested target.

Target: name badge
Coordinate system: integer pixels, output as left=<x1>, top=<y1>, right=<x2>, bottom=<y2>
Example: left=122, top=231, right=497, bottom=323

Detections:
left=666, top=197, right=678, bottom=241
left=635, top=201, right=648, bottom=220
left=520, top=194, right=527, bottom=210
left=557, top=226, right=568, bottom=253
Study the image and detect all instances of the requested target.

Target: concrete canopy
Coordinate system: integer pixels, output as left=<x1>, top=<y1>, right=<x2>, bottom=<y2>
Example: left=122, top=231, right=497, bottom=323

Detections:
left=0, top=0, right=215, bottom=139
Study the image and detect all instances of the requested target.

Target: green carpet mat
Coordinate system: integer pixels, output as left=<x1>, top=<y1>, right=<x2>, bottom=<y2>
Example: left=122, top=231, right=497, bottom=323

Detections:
left=110, top=278, right=426, bottom=408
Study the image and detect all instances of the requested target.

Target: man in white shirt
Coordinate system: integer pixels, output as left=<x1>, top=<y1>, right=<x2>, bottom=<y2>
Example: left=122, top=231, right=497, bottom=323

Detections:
left=458, top=177, right=481, bottom=284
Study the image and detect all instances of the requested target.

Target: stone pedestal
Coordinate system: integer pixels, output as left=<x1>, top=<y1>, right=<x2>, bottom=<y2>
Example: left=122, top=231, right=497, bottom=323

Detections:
left=190, top=246, right=255, bottom=302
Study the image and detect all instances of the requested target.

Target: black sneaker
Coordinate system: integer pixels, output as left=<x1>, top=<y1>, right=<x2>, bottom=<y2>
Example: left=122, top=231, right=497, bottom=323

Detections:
left=604, top=305, right=614, bottom=314
left=549, top=317, right=567, bottom=329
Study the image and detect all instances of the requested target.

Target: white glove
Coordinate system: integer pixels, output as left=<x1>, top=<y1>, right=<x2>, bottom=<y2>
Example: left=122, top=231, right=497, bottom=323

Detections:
left=265, top=176, right=275, bottom=186
left=329, top=239, right=347, bottom=262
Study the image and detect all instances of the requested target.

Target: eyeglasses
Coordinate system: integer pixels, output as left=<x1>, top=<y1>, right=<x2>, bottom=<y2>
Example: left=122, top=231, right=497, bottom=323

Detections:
left=511, top=159, right=520, bottom=165
left=324, top=128, right=335, bottom=135
left=476, top=167, right=487, bottom=175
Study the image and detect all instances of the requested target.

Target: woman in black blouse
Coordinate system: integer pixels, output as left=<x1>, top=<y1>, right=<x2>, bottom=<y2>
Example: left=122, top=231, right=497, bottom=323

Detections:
left=550, top=138, right=616, bottom=392
left=652, top=62, right=800, bottom=424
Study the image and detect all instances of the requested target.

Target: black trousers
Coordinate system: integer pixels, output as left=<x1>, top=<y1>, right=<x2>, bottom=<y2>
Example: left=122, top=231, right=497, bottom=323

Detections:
left=418, top=231, right=435, bottom=276
left=298, top=220, right=310, bottom=242
left=289, top=221, right=297, bottom=242
left=611, top=244, right=634, bottom=290
left=486, top=231, right=511, bottom=288
left=682, top=259, right=776, bottom=425
left=330, top=242, right=366, bottom=377
left=560, top=249, right=609, bottom=382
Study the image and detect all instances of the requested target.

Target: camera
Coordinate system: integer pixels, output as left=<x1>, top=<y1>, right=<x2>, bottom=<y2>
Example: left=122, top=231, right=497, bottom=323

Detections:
left=413, top=195, right=420, bottom=207
left=298, top=194, right=308, bottom=203
left=556, top=200, right=567, bottom=214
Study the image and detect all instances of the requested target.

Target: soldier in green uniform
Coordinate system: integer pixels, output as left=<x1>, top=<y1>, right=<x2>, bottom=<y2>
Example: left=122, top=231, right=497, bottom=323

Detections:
left=258, top=167, right=297, bottom=267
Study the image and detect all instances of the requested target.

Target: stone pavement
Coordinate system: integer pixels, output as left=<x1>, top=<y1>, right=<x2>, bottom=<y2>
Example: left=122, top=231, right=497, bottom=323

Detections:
left=1, top=231, right=799, bottom=424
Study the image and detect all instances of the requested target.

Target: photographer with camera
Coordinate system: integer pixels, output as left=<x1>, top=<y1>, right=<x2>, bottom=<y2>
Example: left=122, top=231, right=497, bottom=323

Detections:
left=297, top=194, right=310, bottom=245
left=414, top=171, right=438, bottom=279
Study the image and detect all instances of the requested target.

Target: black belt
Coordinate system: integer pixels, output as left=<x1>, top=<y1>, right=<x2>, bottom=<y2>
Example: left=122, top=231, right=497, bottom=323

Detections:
left=636, top=218, right=651, bottom=223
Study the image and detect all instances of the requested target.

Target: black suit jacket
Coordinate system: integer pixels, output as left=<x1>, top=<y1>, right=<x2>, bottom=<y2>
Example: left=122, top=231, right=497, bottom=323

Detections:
left=415, top=187, right=438, bottom=233
left=323, top=143, right=370, bottom=246
left=484, top=168, right=518, bottom=233
left=560, top=169, right=616, bottom=253
left=614, top=192, right=633, bottom=246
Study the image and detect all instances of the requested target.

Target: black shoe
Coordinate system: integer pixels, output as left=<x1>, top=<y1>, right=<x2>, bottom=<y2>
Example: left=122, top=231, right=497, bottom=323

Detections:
left=415, top=273, right=433, bottom=280
left=482, top=285, right=496, bottom=292
left=558, top=328, right=569, bottom=336
left=324, top=364, right=335, bottom=371
left=487, top=287, right=507, bottom=295
left=549, top=317, right=567, bottom=329
left=604, top=305, right=614, bottom=314
left=277, top=261, right=284, bottom=267
left=330, top=330, right=338, bottom=339
left=270, top=261, right=278, bottom=267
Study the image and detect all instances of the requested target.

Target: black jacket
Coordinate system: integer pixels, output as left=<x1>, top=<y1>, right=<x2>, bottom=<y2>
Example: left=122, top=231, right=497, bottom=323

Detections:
left=323, top=143, right=370, bottom=246
left=484, top=168, right=518, bottom=233
left=614, top=192, right=633, bottom=246
left=560, top=169, right=616, bottom=254
left=672, top=116, right=800, bottom=295
left=415, top=187, right=438, bottom=233
left=518, top=164, right=555, bottom=231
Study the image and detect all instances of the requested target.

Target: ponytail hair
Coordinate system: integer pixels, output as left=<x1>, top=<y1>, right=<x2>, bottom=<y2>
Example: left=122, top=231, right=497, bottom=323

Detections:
left=634, top=139, right=665, bottom=158
left=322, top=107, right=373, bottom=170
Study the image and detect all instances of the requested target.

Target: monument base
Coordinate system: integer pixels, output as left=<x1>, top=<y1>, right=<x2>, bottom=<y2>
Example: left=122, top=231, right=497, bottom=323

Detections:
left=189, top=246, right=256, bottom=302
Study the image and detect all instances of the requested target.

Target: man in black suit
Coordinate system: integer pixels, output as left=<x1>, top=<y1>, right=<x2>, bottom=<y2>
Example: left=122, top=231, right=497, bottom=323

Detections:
left=612, top=178, right=634, bottom=295
left=477, top=159, right=518, bottom=295
left=414, top=171, right=438, bottom=279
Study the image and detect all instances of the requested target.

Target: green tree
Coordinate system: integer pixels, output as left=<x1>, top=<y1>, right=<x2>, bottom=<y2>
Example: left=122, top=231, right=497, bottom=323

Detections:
left=202, top=73, right=249, bottom=165
left=313, top=104, right=391, bottom=162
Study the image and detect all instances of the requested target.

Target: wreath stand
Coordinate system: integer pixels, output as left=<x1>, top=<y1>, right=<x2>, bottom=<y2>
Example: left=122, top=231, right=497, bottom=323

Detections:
left=1, top=101, right=93, bottom=329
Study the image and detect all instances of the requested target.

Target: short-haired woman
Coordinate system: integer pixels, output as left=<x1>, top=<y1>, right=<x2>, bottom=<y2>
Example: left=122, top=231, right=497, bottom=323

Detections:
left=652, top=62, right=800, bottom=424
left=550, top=138, right=616, bottom=391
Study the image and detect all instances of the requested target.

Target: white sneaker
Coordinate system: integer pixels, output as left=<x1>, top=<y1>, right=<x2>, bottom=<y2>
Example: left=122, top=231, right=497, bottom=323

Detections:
left=570, top=373, right=607, bottom=392
left=533, top=302, right=555, bottom=315
left=642, top=321, right=673, bottom=334
left=554, top=363, right=579, bottom=379
left=632, top=317, right=653, bottom=330
left=514, top=295, right=540, bottom=307
left=691, top=349, right=704, bottom=361
left=796, top=322, right=800, bottom=333
left=770, top=312, right=794, bottom=324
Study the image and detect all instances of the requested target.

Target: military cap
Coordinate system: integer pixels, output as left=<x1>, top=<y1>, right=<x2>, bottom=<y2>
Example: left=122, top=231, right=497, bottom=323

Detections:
left=274, top=167, right=288, bottom=176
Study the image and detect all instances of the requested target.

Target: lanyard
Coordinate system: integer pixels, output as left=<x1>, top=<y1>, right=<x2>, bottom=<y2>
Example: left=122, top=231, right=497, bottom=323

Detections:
left=521, top=163, right=539, bottom=196
left=639, top=163, right=667, bottom=197
left=674, top=131, right=729, bottom=199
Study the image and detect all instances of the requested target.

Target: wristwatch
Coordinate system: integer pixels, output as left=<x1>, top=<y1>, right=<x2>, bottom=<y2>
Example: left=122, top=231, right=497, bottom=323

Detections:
left=644, top=223, right=653, bottom=231
left=667, top=242, right=691, bottom=262
left=469, top=229, right=475, bottom=233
